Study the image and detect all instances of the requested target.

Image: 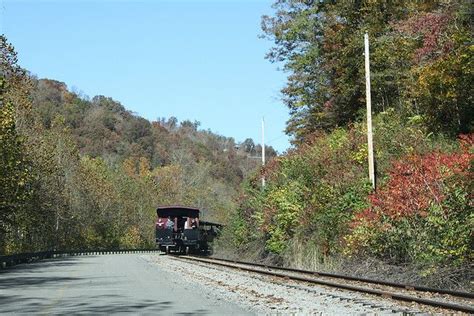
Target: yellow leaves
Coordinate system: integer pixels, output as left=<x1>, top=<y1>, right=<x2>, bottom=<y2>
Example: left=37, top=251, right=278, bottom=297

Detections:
left=122, top=156, right=152, bottom=178
left=328, top=128, right=348, bottom=150
left=0, top=101, right=16, bottom=128
left=122, top=157, right=137, bottom=177
left=351, top=145, right=368, bottom=165
left=152, top=164, right=183, bottom=185
left=120, top=226, right=142, bottom=249
left=138, top=157, right=151, bottom=177
left=263, top=181, right=305, bottom=251
left=151, top=164, right=185, bottom=204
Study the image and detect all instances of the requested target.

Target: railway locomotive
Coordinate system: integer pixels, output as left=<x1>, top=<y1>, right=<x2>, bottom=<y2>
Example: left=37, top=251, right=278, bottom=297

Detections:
left=155, top=206, right=222, bottom=254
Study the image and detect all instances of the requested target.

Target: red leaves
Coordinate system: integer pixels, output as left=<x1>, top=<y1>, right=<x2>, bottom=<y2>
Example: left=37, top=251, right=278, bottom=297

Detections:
left=458, top=134, right=474, bottom=152
left=353, top=135, right=472, bottom=227
left=395, top=12, right=451, bottom=63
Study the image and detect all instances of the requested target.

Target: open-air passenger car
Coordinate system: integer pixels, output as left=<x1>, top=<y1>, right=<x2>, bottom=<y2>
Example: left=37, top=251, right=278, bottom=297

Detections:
left=155, top=205, right=222, bottom=254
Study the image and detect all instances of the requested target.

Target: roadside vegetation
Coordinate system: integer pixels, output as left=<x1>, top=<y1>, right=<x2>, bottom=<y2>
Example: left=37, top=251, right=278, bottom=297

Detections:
left=222, top=1, right=473, bottom=289
left=0, top=35, right=275, bottom=254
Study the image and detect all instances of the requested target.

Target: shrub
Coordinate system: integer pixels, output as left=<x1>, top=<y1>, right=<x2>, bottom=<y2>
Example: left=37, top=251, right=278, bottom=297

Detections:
left=346, top=135, right=473, bottom=264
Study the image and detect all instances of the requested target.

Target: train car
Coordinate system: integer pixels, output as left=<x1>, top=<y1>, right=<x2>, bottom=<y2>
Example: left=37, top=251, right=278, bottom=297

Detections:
left=155, top=205, right=222, bottom=254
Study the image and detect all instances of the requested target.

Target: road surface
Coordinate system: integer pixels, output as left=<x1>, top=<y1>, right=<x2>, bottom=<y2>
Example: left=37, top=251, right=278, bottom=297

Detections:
left=0, top=254, right=251, bottom=315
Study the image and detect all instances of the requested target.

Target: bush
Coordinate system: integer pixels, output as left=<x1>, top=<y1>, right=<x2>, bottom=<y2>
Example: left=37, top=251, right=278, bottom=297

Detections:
left=346, top=135, right=473, bottom=264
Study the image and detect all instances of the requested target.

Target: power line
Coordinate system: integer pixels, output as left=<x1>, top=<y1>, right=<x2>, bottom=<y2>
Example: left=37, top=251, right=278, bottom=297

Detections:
left=266, top=134, right=286, bottom=145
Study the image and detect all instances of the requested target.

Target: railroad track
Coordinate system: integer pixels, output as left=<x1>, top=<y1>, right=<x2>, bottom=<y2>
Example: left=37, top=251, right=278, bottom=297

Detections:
left=173, top=255, right=474, bottom=314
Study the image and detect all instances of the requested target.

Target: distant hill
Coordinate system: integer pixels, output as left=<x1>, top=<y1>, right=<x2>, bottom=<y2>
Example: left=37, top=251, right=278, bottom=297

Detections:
left=31, top=78, right=276, bottom=186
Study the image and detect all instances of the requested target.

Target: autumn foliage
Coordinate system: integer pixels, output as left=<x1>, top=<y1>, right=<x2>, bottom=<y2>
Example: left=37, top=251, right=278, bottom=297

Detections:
left=368, top=136, right=471, bottom=221
left=232, top=111, right=472, bottom=268
left=346, top=135, right=473, bottom=264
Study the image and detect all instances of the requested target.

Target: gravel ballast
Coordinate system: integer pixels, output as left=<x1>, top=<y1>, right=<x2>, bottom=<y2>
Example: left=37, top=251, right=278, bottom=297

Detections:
left=142, top=254, right=437, bottom=315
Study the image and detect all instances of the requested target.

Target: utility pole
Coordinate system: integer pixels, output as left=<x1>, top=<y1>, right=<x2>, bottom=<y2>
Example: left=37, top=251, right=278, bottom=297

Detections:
left=261, top=117, right=266, bottom=188
left=365, top=32, right=376, bottom=190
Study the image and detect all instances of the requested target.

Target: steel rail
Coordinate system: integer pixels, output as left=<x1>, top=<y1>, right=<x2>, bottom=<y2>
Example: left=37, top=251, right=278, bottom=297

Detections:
left=175, top=255, right=474, bottom=314
left=203, top=256, right=474, bottom=300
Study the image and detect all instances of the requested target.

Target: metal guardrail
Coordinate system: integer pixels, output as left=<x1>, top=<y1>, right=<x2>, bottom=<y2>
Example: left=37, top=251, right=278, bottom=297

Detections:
left=0, top=248, right=159, bottom=269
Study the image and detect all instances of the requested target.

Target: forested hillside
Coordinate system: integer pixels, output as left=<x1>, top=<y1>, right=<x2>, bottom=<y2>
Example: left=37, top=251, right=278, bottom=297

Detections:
left=226, top=1, right=473, bottom=288
left=0, top=35, right=275, bottom=255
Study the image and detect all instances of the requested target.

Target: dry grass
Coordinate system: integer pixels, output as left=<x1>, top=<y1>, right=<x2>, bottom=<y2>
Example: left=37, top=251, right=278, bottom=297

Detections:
left=281, top=237, right=343, bottom=273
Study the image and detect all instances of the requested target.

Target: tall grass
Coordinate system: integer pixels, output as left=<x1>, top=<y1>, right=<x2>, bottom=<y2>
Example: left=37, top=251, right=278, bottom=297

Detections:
left=282, top=237, right=342, bottom=273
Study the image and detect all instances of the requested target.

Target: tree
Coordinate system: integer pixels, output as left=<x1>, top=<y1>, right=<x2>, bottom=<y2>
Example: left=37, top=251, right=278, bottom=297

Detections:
left=0, top=85, right=31, bottom=251
left=0, top=35, right=34, bottom=253
left=262, top=1, right=472, bottom=141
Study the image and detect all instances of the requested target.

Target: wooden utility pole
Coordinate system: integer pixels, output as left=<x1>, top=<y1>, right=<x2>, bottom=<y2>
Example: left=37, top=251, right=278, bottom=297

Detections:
left=364, top=32, right=376, bottom=189
left=262, top=117, right=266, bottom=188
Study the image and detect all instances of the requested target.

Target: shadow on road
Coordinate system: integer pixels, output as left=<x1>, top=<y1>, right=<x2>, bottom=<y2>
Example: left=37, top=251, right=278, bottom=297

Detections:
left=0, top=294, right=184, bottom=314
left=0, top=295, right=212, bottom=314
left=0, top=275, right=82, bottom=289
left=0, top=256, right=89, bottom=291
left=0, top=256, right=94, bottom=274
left=0, top=255, right=213, bottom=314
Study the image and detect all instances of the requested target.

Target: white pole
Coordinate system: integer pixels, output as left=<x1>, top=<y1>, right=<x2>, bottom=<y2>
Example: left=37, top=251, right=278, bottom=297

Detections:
left=365, top=32, right=375, bottom=189
left=262, top=117, right=266, bottom=188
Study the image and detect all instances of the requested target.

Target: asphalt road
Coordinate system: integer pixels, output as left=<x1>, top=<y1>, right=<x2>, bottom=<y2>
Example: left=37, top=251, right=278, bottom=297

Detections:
left=0, top=254, right=251, bottom=315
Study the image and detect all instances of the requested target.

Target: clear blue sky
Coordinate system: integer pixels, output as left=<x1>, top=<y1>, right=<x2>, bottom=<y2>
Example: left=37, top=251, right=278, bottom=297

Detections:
left=2, top=0, right=291, bottom=152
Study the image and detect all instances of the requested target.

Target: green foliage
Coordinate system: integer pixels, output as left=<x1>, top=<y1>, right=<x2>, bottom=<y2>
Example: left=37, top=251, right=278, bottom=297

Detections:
left=423, top=180, right=473, bottom=264
left=232, top=121, right=371, bottom=258
left=0, top=100, right=31, bottom=251
left=228, top=213, right=249, bottom=248
left=0, top=36, right=34, bottom=253
left=263, top=1, right=472, bottom=142
left=265, top=181, right=305, bottom=253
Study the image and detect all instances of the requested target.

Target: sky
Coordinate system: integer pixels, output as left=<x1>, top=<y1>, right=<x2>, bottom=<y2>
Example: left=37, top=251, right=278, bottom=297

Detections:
left=1, top=0, right=291, bottom=153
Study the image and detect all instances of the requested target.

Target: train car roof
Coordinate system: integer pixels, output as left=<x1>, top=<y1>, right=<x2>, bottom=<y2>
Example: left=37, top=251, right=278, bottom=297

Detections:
left=156, top=205, right=200, bottom=218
